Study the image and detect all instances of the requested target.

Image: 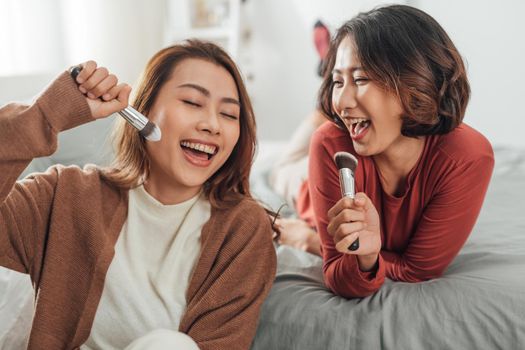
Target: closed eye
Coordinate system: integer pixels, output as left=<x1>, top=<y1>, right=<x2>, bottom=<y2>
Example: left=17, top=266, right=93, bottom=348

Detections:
left=332, top=79, right=343, bottom=87
left=183, top=100, right=201, bottom=107
left=353, top=77, right=369, bottom=85
left=221, top=112, right=238, bottom=120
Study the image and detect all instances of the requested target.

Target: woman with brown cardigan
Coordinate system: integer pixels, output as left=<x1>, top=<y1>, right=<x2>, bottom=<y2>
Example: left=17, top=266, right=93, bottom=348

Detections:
left=0, top=40, right=276, bottom=349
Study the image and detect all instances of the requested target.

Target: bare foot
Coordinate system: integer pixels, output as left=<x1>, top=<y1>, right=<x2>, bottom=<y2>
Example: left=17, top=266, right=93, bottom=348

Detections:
left=274, top=218, right=321, bottom=256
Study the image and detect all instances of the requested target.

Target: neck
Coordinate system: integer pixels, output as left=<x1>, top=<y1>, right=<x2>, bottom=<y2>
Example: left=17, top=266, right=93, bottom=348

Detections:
left=143, top=174, right=201, bottom=205
left=373, top=136, right=426, bottom=181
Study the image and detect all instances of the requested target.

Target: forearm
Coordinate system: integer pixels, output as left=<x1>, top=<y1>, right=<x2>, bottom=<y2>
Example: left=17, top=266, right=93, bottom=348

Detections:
left=381, top=156, right=494, bottom=283
left=358, top=253, right=379, bottom=272
left=381, top=250, right=447, bottom=282
left=0, top=71, right=91, bottom=199
left=323, top=253, right=385, bottom=298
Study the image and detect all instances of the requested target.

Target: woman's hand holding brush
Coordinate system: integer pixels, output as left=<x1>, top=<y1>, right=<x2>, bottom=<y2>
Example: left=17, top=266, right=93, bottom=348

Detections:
left=71, top=60, right=131, bottom=120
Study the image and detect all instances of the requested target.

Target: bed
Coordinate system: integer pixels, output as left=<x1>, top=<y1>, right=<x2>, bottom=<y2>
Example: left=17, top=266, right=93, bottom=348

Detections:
left=250, top=143, right=525, bottom=350
left=1, top=142, right=524, bottom=349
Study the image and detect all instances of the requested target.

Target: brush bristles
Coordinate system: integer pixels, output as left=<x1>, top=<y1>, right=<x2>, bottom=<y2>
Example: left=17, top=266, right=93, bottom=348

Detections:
left=139, top=121, right=162, bottom=142
left=334, top=152, right=358, bottom=171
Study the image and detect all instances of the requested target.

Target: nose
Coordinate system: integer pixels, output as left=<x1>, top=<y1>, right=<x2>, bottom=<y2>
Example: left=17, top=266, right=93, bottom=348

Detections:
left=333, top=82, right=358, bottom=114
left=197, top=111, right=221, bottom=135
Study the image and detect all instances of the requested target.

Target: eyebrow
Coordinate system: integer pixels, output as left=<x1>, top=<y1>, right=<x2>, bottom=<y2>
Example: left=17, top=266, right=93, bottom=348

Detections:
left=332, top=67, right=364, bottom=75
left=177, top=83, right=241, bottom=106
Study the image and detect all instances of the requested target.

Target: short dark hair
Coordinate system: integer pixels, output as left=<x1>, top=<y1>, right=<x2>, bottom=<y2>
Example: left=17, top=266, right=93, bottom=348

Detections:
left=318, top=5, right=470, bottom=136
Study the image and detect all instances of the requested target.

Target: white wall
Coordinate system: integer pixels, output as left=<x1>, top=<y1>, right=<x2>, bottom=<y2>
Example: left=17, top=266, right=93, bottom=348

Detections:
left=59, top=0, right=166, bottom=86
left=0, top=0, right=65, bottom=76
left=414, top=0, right=525, bottom=148
left=1, top=0, right=524, bottom=149
left=0, top=0, right=167, bottom=103
left=244, top=0, right=402, bottom=141
left=0, top=0, right=169, bottom=175
left=247, top=0, right=525, bottom=148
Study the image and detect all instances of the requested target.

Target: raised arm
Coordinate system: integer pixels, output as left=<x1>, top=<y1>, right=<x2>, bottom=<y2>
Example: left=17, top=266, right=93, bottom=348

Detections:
left=0, top=63, right=129, bottom=274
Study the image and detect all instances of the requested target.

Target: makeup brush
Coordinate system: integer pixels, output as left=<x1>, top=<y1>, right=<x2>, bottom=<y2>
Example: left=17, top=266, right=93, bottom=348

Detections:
left=69, top=65, right=161, bottom=142
left=334, top=151, right=359, bottom=251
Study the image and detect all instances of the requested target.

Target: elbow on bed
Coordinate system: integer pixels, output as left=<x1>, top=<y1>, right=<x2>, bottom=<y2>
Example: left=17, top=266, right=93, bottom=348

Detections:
left=395, top=267, right=445, bottom=283
left=323, top=271, right=380, bottom=299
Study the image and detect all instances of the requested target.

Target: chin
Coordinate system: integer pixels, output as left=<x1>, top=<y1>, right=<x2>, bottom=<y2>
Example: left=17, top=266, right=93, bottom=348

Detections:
left=177, top=174, right=208, bottom=188
left=352, top=143, right=372, bottom=157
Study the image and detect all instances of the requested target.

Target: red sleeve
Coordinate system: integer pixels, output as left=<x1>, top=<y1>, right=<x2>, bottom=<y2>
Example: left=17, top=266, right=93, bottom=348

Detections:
left=308, top=127, right=385, bottom=298
left=381, top=154, right=494, bottom=282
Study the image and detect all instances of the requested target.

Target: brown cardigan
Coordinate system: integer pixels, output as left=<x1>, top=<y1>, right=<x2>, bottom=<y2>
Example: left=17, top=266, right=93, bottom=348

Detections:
left=0, top=72, right=276, bottom=350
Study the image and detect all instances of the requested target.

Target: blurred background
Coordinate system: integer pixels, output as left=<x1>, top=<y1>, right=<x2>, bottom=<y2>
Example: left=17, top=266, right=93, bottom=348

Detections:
left=1, top=0, right=524, bottom=164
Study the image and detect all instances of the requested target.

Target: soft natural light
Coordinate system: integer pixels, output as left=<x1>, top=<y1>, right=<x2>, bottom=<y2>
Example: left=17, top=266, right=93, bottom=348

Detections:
left=0, top=0, right=64, bottom=76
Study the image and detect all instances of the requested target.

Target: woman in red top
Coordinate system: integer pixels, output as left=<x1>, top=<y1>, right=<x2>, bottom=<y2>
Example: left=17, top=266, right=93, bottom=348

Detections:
left=307, top=5, right=494, bottom=298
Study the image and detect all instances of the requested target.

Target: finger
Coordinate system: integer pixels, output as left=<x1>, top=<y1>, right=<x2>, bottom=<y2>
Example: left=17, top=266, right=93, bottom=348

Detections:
left=327, top=197, right=354, bottom=220
left=76, top=60, right=97, bottom=84
left=335, top=232, right=360, bottom=253
left=102, top=84, right=122, bottom=101
left=272, top=218, right=283, bottom=230
left=353, top=192, right=372, bottom=209
left=107, top=85, right=130, bottom=109
left=90, top=74, right=118, bottom=99
left=81, top=67, right=109, bottom=95
left=99, top=84, right=130, bottom=112
left=327, top=208, right=365, bottom=235
left=91, top=84, right=130, bottom=119
left=115, top=84, right=132, bottom=107
left=333, top=221, right=366, bottom=244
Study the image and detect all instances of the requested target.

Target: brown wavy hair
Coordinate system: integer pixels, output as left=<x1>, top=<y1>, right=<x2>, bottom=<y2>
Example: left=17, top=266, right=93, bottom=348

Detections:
left=318, top=5, right=470, bottom=136
left=102, top=40, right=258, bottom=209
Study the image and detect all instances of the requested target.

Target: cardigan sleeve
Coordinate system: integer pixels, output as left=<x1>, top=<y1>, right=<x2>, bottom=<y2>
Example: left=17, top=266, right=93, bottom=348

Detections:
left=0, top=71, right=93, bottom=274
left=381, top=153, right=494, bottom=282
left=180, top=203, right=277, bottom=350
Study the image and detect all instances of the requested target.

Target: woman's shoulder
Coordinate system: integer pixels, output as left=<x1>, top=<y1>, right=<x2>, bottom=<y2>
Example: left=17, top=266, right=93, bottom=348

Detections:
left=312, top=121, right=355, bottom=155
left=434, top=123, right=494, bottom=165
left=23, top=163, right=97, bottom=181
left=213, top=197, right=270, bottom=222
left=23, top=163, right=122, bottom=195
left=313, top=121, right=348, bottom=143
left=209, top=197, right=273, bottom=239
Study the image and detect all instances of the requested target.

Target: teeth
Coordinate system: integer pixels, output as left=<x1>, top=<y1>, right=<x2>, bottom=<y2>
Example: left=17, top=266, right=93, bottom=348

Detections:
left=353, top=119, right=370, bottom=136
left=351, top=118, right=369, bottom=126
left=181, top=141, right=217, bottom=155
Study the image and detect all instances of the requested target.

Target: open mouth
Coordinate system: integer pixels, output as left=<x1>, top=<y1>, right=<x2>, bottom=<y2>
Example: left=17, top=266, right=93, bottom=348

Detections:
left=180, top=140, right=218, bottom=160
left=350, top=118, right=371, bottom=137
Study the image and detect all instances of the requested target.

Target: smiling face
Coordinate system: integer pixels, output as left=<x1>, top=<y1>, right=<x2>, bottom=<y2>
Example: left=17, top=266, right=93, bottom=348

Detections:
left=144, top=58, right=241, bottom=203
left=331, top=36, right=406, bottom=157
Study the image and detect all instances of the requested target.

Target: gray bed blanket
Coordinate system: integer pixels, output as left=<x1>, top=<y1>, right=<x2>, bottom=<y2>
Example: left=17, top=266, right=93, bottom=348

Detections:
left=251, top=146, right=525, bottom=350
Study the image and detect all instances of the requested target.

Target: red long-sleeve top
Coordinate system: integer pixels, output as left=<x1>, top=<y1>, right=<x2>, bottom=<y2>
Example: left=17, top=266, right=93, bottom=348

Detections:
left=305, top=122, right=494, bottom=298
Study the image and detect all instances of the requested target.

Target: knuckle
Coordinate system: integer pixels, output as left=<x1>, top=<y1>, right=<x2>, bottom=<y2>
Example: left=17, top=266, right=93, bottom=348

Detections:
left=336, top=225, right=347, bottom=239
left=98, top=67, right=108, bottom=75
left=85, top=60, right=96, bottom=69
left=82, top=80, right=94, bottom=89
left=107, top=74, right=117, bottom=84
left=92, top=87, right=104, bottom=96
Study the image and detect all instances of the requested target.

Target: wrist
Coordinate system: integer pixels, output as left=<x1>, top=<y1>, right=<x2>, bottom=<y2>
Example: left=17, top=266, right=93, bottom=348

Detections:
left=357, top=253, right=379, bottom=272
left=305, top=230, right=320, bottom=255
